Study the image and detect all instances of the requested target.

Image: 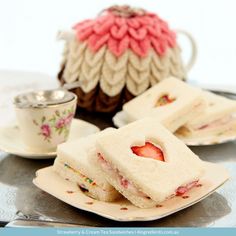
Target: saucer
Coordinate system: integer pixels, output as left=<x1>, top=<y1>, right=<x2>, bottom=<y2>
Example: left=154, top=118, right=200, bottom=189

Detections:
left=33, top=162, right=229, bottom=222
left=113, top=111, right=236, bottom=146
left=0, top=119, right=100, bottom=159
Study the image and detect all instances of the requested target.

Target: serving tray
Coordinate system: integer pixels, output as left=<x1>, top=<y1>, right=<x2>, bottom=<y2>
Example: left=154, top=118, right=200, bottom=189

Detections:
left=1, top=109, right=236, bottom=227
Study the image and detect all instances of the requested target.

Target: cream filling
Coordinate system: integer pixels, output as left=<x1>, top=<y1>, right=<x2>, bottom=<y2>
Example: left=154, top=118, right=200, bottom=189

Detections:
left=193, top=115, right=235, bottom=131
left=167, top=101, right=205, bottom=132
left=63, top=162, right=113, bottom=193
left=98, top=154, right=198, bottom=201
left=98, top=154, right=150, bottom=199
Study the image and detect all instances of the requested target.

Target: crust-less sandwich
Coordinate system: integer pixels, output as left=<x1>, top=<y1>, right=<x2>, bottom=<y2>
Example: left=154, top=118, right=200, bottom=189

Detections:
left=122, top=77, right=206, bottom=132
left=53, top=129, right=120, bottom=202
left=94, top=118, right=205, bottom=208
left=176, top=91, right=236, bottom=137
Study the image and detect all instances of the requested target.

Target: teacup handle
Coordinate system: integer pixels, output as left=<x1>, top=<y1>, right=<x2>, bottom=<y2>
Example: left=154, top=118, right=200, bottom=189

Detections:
left=175, top=29, right=197, bottom=72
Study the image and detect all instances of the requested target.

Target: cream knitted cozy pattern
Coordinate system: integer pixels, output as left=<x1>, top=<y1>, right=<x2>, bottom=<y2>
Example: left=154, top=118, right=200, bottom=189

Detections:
left=58, top=6, right=186, bottom=112
left=61, top=37, right=185, bottom=97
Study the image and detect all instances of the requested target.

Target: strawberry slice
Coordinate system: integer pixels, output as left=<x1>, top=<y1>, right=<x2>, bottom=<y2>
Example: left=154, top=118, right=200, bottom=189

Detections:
left=131, top=142, right=164, bottom=161
left=176, top=186, right=188, bottom=196
left=156, top=94, right=175, bottom=107
left=120, top=177, right=129, bottom=188
left=176, top=180, right=199, bottom=196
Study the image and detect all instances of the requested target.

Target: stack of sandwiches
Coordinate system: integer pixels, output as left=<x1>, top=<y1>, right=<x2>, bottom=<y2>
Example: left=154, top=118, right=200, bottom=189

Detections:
left=53, top=118, right=205, bottom=208
left=53, top=129, right=120, bottom=202
left=122, top=77, right=236, bottom=139
left=95, top=118, right=204, bottom=208
left=176, top=91, right=236, bottom=138
left=122, top=77, right=207, bottom=132
left=51, top=77, right=234, bottom=209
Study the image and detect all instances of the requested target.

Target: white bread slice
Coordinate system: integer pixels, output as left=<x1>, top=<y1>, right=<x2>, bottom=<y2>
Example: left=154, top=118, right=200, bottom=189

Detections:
left=53, top=128, right=120, bottom=202
left=185, top=91, right=236, bottom=130
left=123, top=77, right=206, bottom=132
left=96, top=118, right=205, bottom=208
left=90, top=153, right=157, bottom=208
left=176, top=117, right=236, bottom=138
left=53, top=159, right=119, bottom=202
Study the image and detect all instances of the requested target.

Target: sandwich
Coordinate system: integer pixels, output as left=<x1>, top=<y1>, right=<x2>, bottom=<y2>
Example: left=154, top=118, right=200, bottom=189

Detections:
left=94, top=118, right=205, bottom=208
left=176, top=91, right=236, bottom=138
left=122, top=77, right=206, bottom=132
left=53, top=128, right=120, bottom=202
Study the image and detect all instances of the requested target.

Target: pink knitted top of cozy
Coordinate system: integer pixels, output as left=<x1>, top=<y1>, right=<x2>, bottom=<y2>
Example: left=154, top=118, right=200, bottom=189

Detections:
left=73, top=9, right=176, bottom=58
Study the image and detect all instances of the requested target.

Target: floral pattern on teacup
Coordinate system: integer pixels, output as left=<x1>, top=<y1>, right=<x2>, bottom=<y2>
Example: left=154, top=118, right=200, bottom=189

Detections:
left=40, top=124, right=51, bottom=140
left=33, top=106, right=75, bottom=142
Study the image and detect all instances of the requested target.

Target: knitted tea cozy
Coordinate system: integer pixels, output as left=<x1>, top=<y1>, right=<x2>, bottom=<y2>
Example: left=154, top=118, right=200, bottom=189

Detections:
left=58, top=5, right=186, bottom=112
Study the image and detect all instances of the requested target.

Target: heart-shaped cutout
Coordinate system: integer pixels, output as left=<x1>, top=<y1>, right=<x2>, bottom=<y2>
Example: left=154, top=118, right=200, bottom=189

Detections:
left=131, top=142, right=164, bottom=161
left=155, top=94, right=175, bottom=107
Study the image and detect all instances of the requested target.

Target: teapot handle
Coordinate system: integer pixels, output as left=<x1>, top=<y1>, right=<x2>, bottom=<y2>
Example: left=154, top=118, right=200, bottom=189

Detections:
left=175, top=29, right=197, bottom=72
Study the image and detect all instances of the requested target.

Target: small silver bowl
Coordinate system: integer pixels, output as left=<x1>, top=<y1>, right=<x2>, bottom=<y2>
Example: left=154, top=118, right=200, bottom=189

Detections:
left=14, top=89, right=76, bottom=109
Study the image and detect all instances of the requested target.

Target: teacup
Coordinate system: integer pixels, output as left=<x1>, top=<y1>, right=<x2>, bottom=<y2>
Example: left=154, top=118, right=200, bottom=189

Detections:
left=14, top=89, right=77, bottom=152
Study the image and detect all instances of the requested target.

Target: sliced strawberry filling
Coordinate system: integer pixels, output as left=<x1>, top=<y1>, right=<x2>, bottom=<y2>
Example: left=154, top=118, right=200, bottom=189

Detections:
left=196, top=115, right=235, bottom=131
left=98, top=153, right=150, bottom=199
left=98, top=153, right=199, bottom=201
left=120, top=177, right=129, bottom=188
left=156, top=94, right=175, bottom=107
left=131, top=142, right=164, bottom=161
left=176, top=180, right=199, bottom=196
